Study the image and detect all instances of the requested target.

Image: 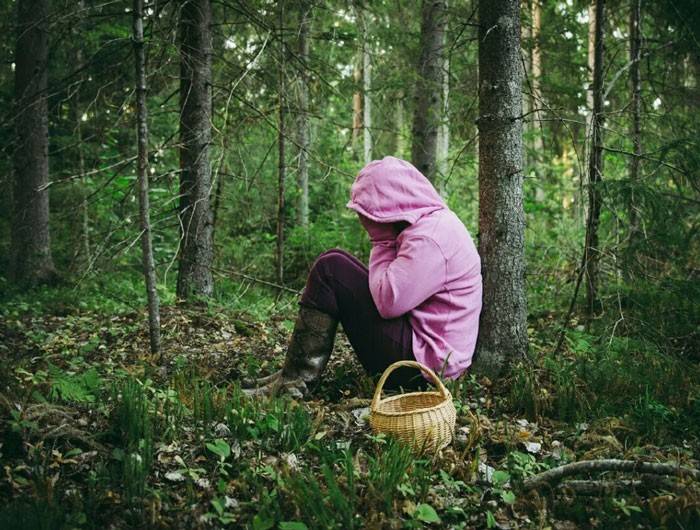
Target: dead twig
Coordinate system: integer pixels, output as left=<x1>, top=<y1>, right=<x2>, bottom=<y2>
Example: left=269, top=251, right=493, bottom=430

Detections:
left=212, top=266, right=302, bottom=295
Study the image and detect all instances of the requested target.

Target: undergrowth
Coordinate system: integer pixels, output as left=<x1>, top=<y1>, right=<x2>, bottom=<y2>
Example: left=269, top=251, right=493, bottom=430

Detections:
left=1, top=277, right=699, bottom=529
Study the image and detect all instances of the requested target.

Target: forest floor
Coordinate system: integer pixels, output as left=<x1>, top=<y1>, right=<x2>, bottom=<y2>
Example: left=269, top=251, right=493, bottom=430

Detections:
left=1, top=303, right=699, bottom=529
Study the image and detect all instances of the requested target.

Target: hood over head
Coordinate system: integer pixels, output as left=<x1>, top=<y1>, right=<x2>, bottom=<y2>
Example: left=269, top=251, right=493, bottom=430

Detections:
left=346, top=156, right=445, bottom=224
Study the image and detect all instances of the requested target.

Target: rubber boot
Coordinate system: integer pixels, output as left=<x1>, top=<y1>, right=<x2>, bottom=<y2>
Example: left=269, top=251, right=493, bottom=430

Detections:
left=243, top=307, right=338, bottom=398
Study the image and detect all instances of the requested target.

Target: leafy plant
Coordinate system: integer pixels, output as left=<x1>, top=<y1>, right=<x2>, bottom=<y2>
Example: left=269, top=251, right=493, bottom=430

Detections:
left=612, top=497, right=643, bottom=518
left=8, top=408, right=39, bottom=434
left=507, top=451, right=548, bottom=484
left=47, top=362, right=103, bottom=403
left=206, top=438, right=233, bottom=491
left=110, top=376, right=154, bottom=520
left=285, top=446, right=359, bottom=529
left=204, top=496, right=236, bottom=526
left=366, top=437, right=417, bottom=513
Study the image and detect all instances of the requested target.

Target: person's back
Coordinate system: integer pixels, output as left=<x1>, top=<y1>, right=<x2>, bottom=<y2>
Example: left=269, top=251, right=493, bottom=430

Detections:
left=245, top=156, right=482, bottom=396
left=347, top=156, right=482, bottom=379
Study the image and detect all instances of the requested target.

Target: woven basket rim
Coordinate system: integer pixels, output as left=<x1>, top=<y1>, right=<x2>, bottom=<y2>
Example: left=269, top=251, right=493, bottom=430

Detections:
left=371, top=389, right=453, bottom=417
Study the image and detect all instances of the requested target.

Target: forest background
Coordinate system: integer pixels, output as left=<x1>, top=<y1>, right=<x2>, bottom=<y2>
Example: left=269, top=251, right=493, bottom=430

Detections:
left=1, top=0, right=700, bottom=529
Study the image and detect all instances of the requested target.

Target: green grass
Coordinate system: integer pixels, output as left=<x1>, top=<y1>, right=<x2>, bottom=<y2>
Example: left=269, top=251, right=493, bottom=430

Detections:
left=2, top=272, right=700, bottom=529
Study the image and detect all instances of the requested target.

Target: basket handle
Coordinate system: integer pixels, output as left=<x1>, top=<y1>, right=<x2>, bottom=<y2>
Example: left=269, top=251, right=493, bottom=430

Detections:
left=371, top=360, right=451, bottom=410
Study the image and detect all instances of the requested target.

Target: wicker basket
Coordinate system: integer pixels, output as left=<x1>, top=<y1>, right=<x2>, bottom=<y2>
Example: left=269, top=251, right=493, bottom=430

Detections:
left=369, top=360, right=456, bottom=452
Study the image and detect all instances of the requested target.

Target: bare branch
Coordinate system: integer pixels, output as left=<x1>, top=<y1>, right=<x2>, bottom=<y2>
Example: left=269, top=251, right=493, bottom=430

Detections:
left=522, top=459, right=700, bottom=493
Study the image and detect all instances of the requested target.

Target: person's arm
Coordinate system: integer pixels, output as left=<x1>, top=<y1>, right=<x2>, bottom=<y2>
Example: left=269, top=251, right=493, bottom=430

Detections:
left=369, top=234, right=446, bottom=319
left=358, top=214, right=401, bottom=243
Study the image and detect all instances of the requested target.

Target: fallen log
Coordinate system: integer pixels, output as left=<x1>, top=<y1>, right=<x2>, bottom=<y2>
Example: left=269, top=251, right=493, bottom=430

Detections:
left=521, top=459, right=700, bottom=493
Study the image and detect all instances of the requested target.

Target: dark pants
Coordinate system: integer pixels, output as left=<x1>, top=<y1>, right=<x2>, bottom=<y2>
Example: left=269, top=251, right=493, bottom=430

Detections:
left=300, top=248, right=424, bottom=390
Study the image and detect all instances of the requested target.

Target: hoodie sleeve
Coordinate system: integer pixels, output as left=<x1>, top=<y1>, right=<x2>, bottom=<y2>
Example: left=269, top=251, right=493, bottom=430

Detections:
left=368, top=234, right=446, bottom=319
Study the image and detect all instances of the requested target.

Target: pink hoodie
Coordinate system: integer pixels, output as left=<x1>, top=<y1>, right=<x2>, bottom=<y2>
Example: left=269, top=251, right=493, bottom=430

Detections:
left=346, top=157, right=482, bottom=379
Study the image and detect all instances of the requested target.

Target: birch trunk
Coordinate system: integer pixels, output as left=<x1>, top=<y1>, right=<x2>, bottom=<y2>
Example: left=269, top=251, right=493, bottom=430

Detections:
left=362, top=10, right=372, bottom=165
left=352, top=65, right=362, bottom=152
left=581, top=0, right=597, bottom=222
left=436, top=52, right=450, bottom=188
left=521, top=0, right=532, bottom=161
left=531, top=0, right=543, bottom=153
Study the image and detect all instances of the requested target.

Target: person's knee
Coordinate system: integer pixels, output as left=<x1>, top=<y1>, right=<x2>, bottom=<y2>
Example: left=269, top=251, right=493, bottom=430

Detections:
left=317, top=247, right=351, bottom=261
left=313, top=249, right=347, bottom=275
left=312, top=249, right=367, bottom=283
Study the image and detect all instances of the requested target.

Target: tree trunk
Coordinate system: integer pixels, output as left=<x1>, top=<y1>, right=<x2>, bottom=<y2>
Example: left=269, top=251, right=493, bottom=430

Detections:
left=295, top=4, right=310, bottom=229
left=352, top=65, right=362, bottom=152
left=396, top=93, right=407, bottom=158
left=411, top=0, right=447, bottom=182
left=580, top=0, right=596, bottom=222
left=628, top=0, right=642, bottom=247
left=10, top=0, right=56, bottom=285
left=584, top=0, right=605, bottom=318
left=473, top=0, right=528, bottom=378
left=276, top=1, right=286, bottom=286
left=133, top=0, right=161, bottom=354
left=530, top=0, right=543, bottom=153
left=361, top=8, right=372, bottom=165
left=521, top=0, right=532, bottom=155
left=177, top=0, right=214, bottom=301
left=72, top=9, right=91, bottom=271
left=436, top=51, right=450, bottom=188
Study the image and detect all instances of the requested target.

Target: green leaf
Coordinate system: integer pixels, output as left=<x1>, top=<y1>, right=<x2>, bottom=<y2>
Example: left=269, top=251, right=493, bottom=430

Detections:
left=266, top=415, right=280, bottom=432
left=491, top=470, right=510, bottom=486
left=252, top=513, right=275, bottom=530
left=414, top=503, right=441, bottom=523
left=206, top=438, right=231, bottom=459
left=500, top=490, right=516, bottom=504
left=279, top=522, right=309, bottom=530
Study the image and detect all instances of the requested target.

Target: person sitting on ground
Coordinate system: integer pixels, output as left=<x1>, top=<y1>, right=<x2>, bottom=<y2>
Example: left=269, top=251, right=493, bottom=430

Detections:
left=244, top=156, right=482, bottom=397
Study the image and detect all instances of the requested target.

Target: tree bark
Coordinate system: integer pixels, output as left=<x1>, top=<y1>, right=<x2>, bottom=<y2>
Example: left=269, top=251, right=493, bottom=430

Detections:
left=411, top=0, right=448, bottom=182
left=396, top=94, right=407, bottom=158
left=352, top=64, right=362, bottom=152
left=10, top=0, right=56, bottom=285
left=628, top=0, right=642, bottom=247
left=133, top=0, right=161, bottom=354
left=436, top=51, right=450, bottom=187
left=530, top=0, right=543, bottom=153
left=584, top=0, right=605, bottom=318
left=71, top=6, right=91, bottom=271
left=521, top=0, right=532, bottom=154
left=473, top=0, right=529, bottom=378
left=580, top=0, right=596, bottom=222
left=295, top=3, right=310, bottom=229
left=276, top=1, right=286, bottom=286
left=177, top=0, right=214, bottom=301
left=521, top=459, right=700, bottom=493
left=360, top=8, right=372, bottom=165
